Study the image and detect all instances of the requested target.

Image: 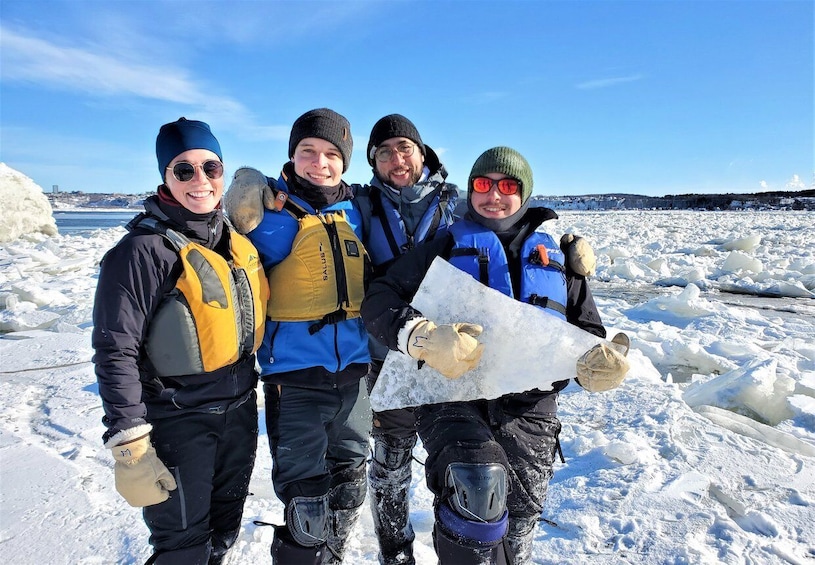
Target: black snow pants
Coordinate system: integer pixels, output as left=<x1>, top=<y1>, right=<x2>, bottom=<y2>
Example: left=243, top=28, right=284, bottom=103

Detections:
left=264, top=380, right=371, bottom=563
left=416, top=390, right=562, bottom=565
left=144, top=392, right=259, bottom=564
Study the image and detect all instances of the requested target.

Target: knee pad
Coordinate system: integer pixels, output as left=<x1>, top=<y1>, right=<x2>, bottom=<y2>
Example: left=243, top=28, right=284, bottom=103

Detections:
left=286, top=495, right=329, bottom=548
left=329, top=477, right=367, bottom=510
left=445, top=463, right=507, bottom=523
left=372, top=436, right=415, bottom=471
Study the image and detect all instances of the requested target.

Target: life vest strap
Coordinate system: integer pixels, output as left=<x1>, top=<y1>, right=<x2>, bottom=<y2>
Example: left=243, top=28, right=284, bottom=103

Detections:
left=308, top=308, right=349, bottom=335
left=449, top=248, right=479, bottom=257
left=477, top=247, right=490, bottom=286
left=528, top=293, right=567, bottom=316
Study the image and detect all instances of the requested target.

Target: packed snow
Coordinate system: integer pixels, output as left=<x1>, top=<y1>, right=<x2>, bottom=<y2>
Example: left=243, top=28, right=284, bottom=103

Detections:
left=1, top=166, right=814, bottom=564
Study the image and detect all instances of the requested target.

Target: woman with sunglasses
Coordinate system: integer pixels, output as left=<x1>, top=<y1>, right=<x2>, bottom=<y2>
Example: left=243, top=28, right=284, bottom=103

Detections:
left=361, top=146, right=629, bottom=564
left=93, top=117, right=268, bottom=565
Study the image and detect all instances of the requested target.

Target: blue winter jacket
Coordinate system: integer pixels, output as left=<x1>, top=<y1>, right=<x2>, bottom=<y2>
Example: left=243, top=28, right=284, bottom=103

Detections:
left=247, top=171, right=371, bottom=388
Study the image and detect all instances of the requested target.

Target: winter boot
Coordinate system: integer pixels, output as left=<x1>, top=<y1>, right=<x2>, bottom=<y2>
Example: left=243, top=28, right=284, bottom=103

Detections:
left=433, top=522, right=509, bottom=565
left=271, top=526, right=326, bottom=565
left=369, top=436, right=416, bottom=565
left=145, top=542, right=212, bottom=565
left=324, top=479, right=367, bottom=564
left=504, top=515, right=537, bottom=564
left=209, top=527, right=240, bottom=565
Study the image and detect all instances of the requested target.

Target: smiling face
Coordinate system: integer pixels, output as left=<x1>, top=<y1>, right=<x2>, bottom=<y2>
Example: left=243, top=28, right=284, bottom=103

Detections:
left=470, top=172, right=522, bottom=220
left=165, top=149, right=224, bottom=214
left=374, top=137, right=424, bottom=188
left=291, top=137, right=344, bottom=187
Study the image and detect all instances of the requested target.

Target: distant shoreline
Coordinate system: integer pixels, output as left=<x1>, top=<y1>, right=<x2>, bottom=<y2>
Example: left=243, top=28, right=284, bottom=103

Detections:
left=46, top=188, right=815, bottom=212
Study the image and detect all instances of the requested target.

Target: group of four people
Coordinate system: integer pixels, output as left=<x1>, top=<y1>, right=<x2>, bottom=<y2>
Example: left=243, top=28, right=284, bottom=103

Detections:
left=93, top=109, right=629, bottom=565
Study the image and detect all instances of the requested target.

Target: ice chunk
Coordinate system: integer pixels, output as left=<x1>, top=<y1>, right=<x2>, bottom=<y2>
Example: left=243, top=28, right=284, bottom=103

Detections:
left=721, top=251, right=763, bottom=275
left=693, top=405, right=815, bottom=457
left=683, top=358, right=794, bottom=425
left=722, top=234, right=761, bottom=252
left=0, top=163, right=58, bottom=242
left=370, top=259, right=614, bottom=411
left=625, top=284, right=716, bottom=328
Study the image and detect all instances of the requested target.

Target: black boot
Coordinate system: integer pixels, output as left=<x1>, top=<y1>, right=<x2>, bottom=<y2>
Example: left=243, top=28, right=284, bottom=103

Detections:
left=325, top=504, right=363, bottom=564
left=504, top=516, right=537, bottom=564
left=147, top=542, right=212, bottom=565
left=433, top=522, right=508, bottom=565
left=325, top=478, right=367, bottom=564
left=369, top=437, right=416, bottom=565
left=209, top=527, right=240, bottom=565
left=271, top=526, right=327, bottom=565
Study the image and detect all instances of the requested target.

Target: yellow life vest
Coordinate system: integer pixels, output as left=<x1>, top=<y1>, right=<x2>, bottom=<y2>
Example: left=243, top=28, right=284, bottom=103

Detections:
left=266, top=193, right=369, bottom=334
left=142, top=218, right=269, bottom=377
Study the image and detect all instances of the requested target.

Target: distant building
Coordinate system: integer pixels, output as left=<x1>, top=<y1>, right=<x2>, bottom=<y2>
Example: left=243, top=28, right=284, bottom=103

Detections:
left=52, top=185, right=59, bottom=194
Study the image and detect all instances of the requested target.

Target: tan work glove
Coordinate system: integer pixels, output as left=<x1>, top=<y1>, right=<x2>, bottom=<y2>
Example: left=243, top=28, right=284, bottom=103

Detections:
left=576, top=333, right=631, bottom=392
left=406, top=320, right=485, bottom=379
left=223, top=167, right=276, bottom=234
left=561, top=233, right=597, bottom=277
left=111, top=434, right=177, bottom=507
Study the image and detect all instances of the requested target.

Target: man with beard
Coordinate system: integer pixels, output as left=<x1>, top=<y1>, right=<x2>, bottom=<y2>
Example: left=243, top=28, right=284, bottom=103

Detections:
left=356, top=114, right=460, bottom=565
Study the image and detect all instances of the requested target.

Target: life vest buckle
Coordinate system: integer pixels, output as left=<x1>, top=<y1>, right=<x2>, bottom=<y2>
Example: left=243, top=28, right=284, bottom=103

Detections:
left=529, top=244, right=550, bottom=266
left=308, top=309, right=349, bottom=335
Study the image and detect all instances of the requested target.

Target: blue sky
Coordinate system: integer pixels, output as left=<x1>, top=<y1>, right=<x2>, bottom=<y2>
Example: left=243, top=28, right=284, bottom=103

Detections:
left=1, top=0, right=812, bottom=197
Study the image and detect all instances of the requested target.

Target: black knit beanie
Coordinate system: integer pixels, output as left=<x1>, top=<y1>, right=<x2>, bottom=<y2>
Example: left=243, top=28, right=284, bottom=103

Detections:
left=288, top=108, right=353, bottom=172
left=366, top=114, right=425, bottom=166
left=156, top=117, right=222, bottom=179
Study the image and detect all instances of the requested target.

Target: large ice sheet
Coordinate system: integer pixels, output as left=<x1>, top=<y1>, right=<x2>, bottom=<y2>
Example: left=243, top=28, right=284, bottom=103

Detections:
left=370, top=258, right=610, bottom=411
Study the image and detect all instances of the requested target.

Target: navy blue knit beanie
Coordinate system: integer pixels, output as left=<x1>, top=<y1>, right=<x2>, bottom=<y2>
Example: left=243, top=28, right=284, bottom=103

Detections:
left=156, top=117, right=222, bottom=179
left=288, top=108, right=353, bottom=172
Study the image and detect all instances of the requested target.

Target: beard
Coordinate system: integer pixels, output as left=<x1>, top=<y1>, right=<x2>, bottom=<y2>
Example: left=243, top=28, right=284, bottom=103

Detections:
left=384, top=164, right=422, bottom=188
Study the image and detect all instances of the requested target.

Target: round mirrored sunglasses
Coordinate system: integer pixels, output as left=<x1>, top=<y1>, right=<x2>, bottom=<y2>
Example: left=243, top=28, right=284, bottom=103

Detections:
left=166, top=160, right=224, bottom=182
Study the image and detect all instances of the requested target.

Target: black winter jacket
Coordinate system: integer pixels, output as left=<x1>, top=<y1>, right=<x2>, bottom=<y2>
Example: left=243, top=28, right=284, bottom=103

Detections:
left=92, top=192, right=257, bottom=444
left=361, top=207, right=606, bottom=402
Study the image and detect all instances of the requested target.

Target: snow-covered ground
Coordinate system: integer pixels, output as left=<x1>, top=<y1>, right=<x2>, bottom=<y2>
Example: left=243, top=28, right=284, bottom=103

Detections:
left=1, top=166, right=814, bottom=564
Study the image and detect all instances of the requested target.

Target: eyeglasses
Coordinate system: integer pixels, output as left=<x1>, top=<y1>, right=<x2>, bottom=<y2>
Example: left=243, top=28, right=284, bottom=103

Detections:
left=166, top=160, right=224, bottom=182
left=471, top=176, right=521, bottom=196
left=371, top=142, right=417, bottom=163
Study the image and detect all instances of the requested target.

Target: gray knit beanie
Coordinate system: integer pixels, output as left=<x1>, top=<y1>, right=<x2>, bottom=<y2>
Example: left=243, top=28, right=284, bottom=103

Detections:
left=468, top=146, right=533, bottom=205
left=288, top=108, right=353, bottom=172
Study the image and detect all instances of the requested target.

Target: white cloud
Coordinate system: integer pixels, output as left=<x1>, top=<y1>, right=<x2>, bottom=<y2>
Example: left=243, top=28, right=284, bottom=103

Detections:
left=0, top=25, right=287, bottom=141
left=575, top=74, right=644, bottom=90
left=784, top=174, right=805, bottom=191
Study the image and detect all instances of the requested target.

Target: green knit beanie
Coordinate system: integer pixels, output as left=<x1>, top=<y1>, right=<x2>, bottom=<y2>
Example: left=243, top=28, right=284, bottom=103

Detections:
left=468, top=146, right=533, bottom=204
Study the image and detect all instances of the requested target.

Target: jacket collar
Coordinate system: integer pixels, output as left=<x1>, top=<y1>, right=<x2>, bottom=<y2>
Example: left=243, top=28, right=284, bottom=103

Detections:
left=144, top=188, right=223, bottom=247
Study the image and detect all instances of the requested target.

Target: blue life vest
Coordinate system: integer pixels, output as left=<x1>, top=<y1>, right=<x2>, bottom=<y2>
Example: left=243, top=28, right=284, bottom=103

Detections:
left=365, top=187, right=457, bottom=267
left=448, top=220, right=568, bottom=320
